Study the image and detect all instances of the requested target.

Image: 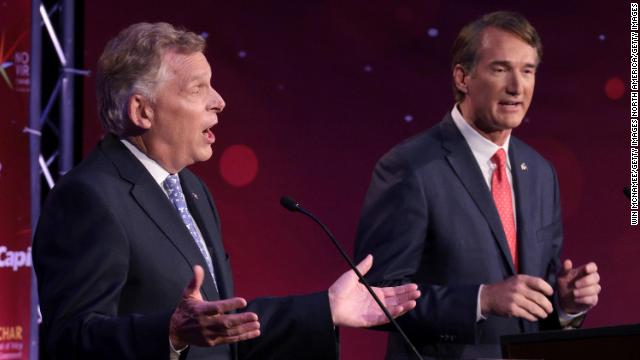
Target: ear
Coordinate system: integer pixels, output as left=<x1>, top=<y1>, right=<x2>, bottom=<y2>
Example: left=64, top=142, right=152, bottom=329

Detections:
left=453, top=64, right=470, bottom=95
left=128, top=94, right=153, bottom=130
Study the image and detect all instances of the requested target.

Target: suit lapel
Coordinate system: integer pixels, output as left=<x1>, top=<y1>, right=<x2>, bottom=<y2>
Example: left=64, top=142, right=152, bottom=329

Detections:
left=99, top=135, right=218, bottom=300
left=509, top=140, right=539, bottom=276
left=439, top=116, right=516, bottom=275
left=181, top=174, right=234, bottom=299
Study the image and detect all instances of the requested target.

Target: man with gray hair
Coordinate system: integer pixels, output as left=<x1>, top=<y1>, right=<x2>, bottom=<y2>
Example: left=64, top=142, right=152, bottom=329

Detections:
left=33, top=22, right=420, bottom=360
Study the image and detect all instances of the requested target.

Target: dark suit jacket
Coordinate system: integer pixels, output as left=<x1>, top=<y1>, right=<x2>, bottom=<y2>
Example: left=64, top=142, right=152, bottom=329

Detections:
left=354, top=114, right=563, bottom=359
left=34, top=135, right=338, bottom=360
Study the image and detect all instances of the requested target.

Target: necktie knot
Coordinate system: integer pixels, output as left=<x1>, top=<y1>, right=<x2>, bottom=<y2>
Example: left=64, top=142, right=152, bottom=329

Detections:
left=163, top=174, right=181, bottom=194
left=491, top=148, right=507, bottom=168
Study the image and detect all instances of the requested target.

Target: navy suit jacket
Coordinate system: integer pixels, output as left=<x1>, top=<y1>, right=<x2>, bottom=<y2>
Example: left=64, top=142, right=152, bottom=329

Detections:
left=34, top=135, right=338, bottom=360
left=354, top=114, right=563, bottom=359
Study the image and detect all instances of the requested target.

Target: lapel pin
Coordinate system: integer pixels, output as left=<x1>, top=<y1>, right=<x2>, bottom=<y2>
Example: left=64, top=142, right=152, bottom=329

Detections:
left=192, top=193, right=199, bottom=200
left=520, top=163, right=528, bottom=171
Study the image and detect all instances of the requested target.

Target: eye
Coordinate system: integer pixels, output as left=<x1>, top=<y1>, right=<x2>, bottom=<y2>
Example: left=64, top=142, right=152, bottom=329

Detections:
left=191, top=84, right=206, bottom=94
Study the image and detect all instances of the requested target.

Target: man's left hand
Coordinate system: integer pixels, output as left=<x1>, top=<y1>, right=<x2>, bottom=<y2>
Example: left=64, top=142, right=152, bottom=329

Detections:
left=328, top=254, right=421, bottom=328
left=557, top=259, right=601, bottom=314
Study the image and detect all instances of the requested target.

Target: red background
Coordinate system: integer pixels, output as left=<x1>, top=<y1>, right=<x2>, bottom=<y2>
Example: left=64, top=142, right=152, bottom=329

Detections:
left=82, top=1, right=638, bottom=358
left=0, top=0, right=32, bottom=359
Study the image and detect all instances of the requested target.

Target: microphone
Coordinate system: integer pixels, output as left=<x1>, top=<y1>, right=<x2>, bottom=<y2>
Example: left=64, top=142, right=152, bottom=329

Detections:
left=280, top=196, right=424, bottom=360
left=280, top=196, right=299, bottom=212
left=624, top=186, right=631, bottom=199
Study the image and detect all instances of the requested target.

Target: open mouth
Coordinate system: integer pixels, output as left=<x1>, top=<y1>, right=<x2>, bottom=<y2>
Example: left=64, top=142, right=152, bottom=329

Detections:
left=202, top=126, right=215, bottom=143
left=498, top=100, right=522, bottom=110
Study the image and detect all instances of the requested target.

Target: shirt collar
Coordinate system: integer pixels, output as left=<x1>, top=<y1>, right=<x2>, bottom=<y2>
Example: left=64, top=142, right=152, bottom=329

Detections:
left=120, top=139, right=172, bottom=187
left=450, top=104, right=511, bottom=170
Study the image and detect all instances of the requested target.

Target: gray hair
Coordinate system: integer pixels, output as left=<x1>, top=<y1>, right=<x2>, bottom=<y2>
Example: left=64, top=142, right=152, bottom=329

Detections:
left=96, top=22, right=206, bottom=137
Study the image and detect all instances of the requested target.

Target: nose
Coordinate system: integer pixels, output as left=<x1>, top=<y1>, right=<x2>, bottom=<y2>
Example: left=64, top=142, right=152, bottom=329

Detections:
left=506, top=71, right=524, bottom=96
left=208, top=86, right=226, bottom=113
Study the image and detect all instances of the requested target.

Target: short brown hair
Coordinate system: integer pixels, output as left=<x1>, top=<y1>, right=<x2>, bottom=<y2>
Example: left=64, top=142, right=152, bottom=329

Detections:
left=450, top=11, right=542, bottom=102
left=96, top=22, right=206, bottom=137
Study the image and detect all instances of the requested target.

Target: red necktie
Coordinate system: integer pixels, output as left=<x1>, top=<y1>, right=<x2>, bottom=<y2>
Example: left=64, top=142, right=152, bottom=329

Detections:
left=491, top=149, right=518, bottom=271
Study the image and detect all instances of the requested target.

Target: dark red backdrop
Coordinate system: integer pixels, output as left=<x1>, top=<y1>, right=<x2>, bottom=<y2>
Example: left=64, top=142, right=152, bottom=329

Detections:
left=83, top=1, right=638, bottom=358
left=0, top=1, right=32, bottom=359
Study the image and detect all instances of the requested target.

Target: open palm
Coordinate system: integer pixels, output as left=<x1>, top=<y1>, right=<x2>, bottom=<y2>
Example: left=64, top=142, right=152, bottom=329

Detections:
left=328, top=255, right=420, bottom=328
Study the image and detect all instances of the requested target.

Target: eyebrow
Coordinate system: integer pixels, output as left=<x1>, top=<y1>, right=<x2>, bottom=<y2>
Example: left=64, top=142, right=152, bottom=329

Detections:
left=185, top=71, right=211, bottom=84
left=489, top=60, right=537, bottom=69
left=179, top=74, right=210, bottom=92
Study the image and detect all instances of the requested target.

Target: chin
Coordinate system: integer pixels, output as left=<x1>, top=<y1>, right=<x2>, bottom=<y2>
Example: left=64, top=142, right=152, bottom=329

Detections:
left=496, top=115, right=525, bottom=130
left=196, top=148, right=214, bottom=162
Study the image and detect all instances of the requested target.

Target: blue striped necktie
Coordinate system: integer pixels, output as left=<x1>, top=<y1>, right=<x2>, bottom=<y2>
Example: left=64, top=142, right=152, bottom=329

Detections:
left=163, top=174, right=218, bottom=291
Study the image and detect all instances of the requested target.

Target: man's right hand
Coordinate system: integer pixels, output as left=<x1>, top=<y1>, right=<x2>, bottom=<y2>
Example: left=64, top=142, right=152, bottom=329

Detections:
left=169, top=265, right=261, bottom=349
left=480, top=275, right=554, bottom=322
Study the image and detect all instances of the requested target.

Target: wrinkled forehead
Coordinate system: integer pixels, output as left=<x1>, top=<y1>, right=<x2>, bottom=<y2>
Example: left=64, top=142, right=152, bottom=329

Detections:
left=157, top=50, right=212, bottom=84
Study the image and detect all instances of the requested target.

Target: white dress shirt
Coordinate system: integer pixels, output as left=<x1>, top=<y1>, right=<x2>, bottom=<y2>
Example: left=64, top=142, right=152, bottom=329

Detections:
left=450, top=104, right=516, bottom=220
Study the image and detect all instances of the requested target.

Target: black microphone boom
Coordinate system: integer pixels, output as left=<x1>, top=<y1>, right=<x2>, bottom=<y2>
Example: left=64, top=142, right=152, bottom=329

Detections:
left=280, top=196, right=299, bottom=212
left=279, top=196, right=424, bottom=360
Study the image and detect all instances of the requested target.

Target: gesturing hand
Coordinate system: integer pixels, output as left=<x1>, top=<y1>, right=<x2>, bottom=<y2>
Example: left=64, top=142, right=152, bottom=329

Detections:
left=480, top=275, right=554, bottom=322
left=328, top=254, right=421, bottom=328
left=557, top=259, right=601, bottom=314
left=169, top=265, right=261, bottom=349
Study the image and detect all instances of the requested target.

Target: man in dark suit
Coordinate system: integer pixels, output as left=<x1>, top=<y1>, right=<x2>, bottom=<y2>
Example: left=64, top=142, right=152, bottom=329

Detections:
left=33, top=22, right=421, bottom=360
left=354, top=11, right=601, bottom=359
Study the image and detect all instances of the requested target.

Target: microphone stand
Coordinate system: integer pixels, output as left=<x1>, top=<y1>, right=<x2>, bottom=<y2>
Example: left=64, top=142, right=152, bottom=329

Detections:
left=281, top=196, right=424, bottom=360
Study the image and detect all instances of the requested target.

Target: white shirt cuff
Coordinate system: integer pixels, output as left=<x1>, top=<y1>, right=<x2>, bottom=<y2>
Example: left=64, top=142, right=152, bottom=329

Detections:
left=555, top=298, right=586, bottom=327
left=476, top=284, right=487, bottom=322
left=169, top=337, right=188, bottom=360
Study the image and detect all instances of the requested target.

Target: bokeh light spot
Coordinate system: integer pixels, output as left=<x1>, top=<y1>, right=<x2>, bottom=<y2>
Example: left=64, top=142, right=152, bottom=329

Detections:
left=219, top=144, right=259, bottom=187
left=604, top=77, right=624, bottom=100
